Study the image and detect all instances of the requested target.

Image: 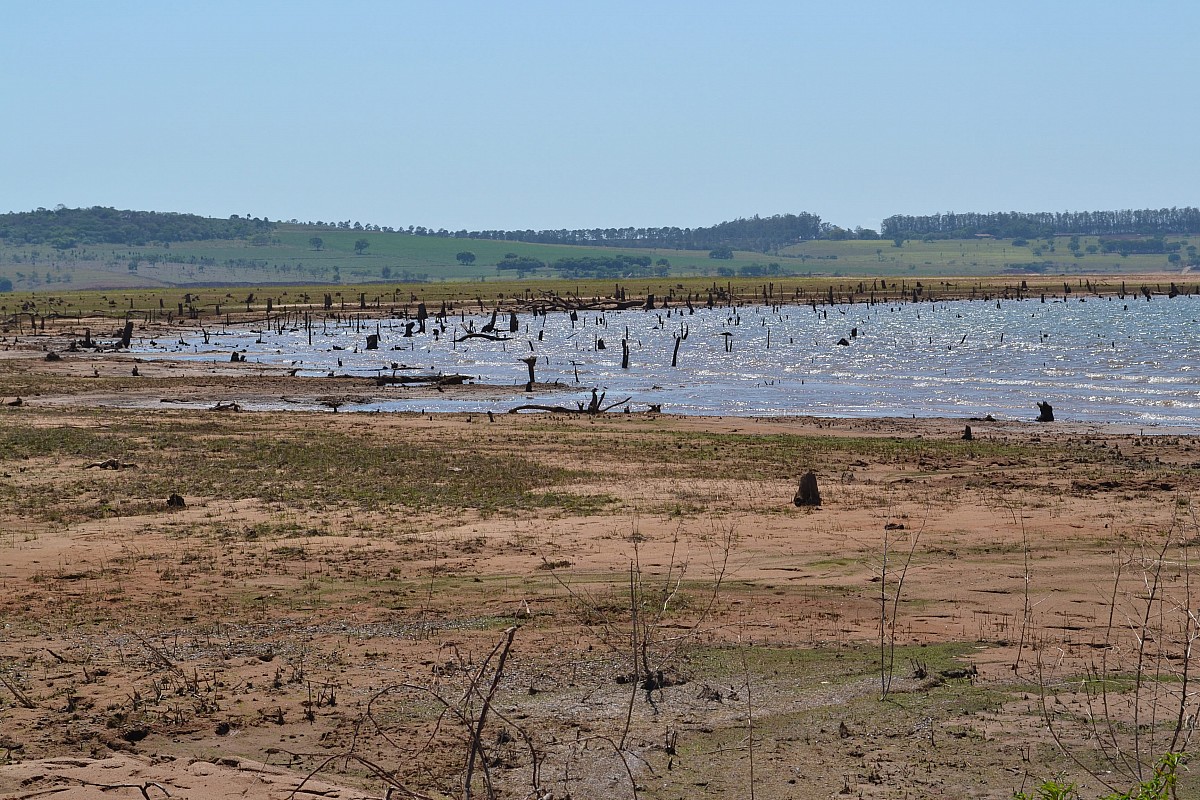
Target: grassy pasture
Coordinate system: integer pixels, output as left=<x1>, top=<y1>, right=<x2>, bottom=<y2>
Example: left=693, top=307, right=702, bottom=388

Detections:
left=782, top=234, right=1197, bottom=276
left=1, top=225, right=1194, bottom=293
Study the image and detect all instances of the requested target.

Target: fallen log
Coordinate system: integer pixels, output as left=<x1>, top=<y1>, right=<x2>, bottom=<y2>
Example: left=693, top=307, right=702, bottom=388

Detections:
left=454, top=332, right=512, bottom=342
left=508, top=390, right=631, bottom=415
left=375, top=374, right=469, bottom=386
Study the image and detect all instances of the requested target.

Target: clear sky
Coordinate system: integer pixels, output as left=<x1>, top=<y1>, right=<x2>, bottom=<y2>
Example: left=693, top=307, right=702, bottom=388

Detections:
left=3, top=0, right=1196, bottom=232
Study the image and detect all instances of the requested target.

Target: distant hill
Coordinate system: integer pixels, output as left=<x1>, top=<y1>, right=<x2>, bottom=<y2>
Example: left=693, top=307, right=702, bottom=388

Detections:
left=0, top=207, right=275, bottom=249
left=8, top=205, right=1200, bottom=255
left=2, top=205, right=1199, bottom=293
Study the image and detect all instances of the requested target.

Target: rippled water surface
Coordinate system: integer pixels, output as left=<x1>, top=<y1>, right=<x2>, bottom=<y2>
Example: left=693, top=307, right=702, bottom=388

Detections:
left=136, top=295, right=1200, bottom=426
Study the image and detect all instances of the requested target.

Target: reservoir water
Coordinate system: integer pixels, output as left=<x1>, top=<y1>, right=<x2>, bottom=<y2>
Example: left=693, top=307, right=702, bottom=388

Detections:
left=135, top=295, right=1200, bottom=427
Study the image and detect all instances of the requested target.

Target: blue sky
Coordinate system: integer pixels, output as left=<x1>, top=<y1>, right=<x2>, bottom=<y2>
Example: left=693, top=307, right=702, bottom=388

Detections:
left=3, top=1, right=1196, bottom=231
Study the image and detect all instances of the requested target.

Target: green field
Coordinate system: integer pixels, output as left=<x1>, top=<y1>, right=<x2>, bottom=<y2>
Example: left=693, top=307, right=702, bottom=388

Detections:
left=0, top=225, right=1194, bottom=292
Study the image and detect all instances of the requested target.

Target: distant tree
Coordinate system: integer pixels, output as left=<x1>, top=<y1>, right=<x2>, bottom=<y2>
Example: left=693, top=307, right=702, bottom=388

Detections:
left=655, top=258, right=670, bottom=267
left=309, top=236, right=324, bottom=251
left=381, top=266, right=392, bottom=278
left=456, top=251, right=476, bottom=266
left=354, top=239, right=369, bottom=255
left=0, top=277, right=11, bottom=292
left=708, top=246, right=734, bottom=260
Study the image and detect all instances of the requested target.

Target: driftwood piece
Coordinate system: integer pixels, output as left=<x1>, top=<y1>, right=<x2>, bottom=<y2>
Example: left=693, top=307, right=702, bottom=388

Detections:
left=793, top=471, right=821, bottom=507
left=85, top=458, right=136, bottom=470
left=211, top=401, right=243, bottom=412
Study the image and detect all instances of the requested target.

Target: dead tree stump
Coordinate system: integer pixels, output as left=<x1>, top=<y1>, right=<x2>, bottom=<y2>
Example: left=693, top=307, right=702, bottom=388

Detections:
left=119, top=321, right=134, bottom=349
left=365, top=334, right=379, bottom=350
left=962, top=424, right=972, bottom=441
left=794, top=471, right=821, bottom=507
left=521, top=356, right=537, bottom=392
left=167, top=493, right=186, bottom=508
left=1037, top=401, right=1054, bottom=422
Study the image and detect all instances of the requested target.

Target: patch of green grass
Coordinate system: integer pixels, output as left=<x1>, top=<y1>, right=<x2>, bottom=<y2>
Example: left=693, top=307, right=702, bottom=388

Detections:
left=0, top=412, right=604, bottom=520
left=0, top=423, right=118, bottom=460
left=685, top=641, right=980, bottom=686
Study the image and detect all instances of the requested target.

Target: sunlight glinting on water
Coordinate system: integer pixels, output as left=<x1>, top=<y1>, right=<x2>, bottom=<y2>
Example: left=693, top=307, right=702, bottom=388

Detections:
left=134, top=294, right=1200, bottom=425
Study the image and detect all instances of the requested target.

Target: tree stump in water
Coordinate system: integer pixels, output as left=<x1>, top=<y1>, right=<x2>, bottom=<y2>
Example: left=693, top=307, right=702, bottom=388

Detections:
left=794, top=471, right=821, bottom=507
left=365, top=334, right=379, bottom=350
left=1037, top=401, right=1054, bottom=422
left=521, top=356, right=537, bottom=392
left=119, top=321, right=134, bottom=349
